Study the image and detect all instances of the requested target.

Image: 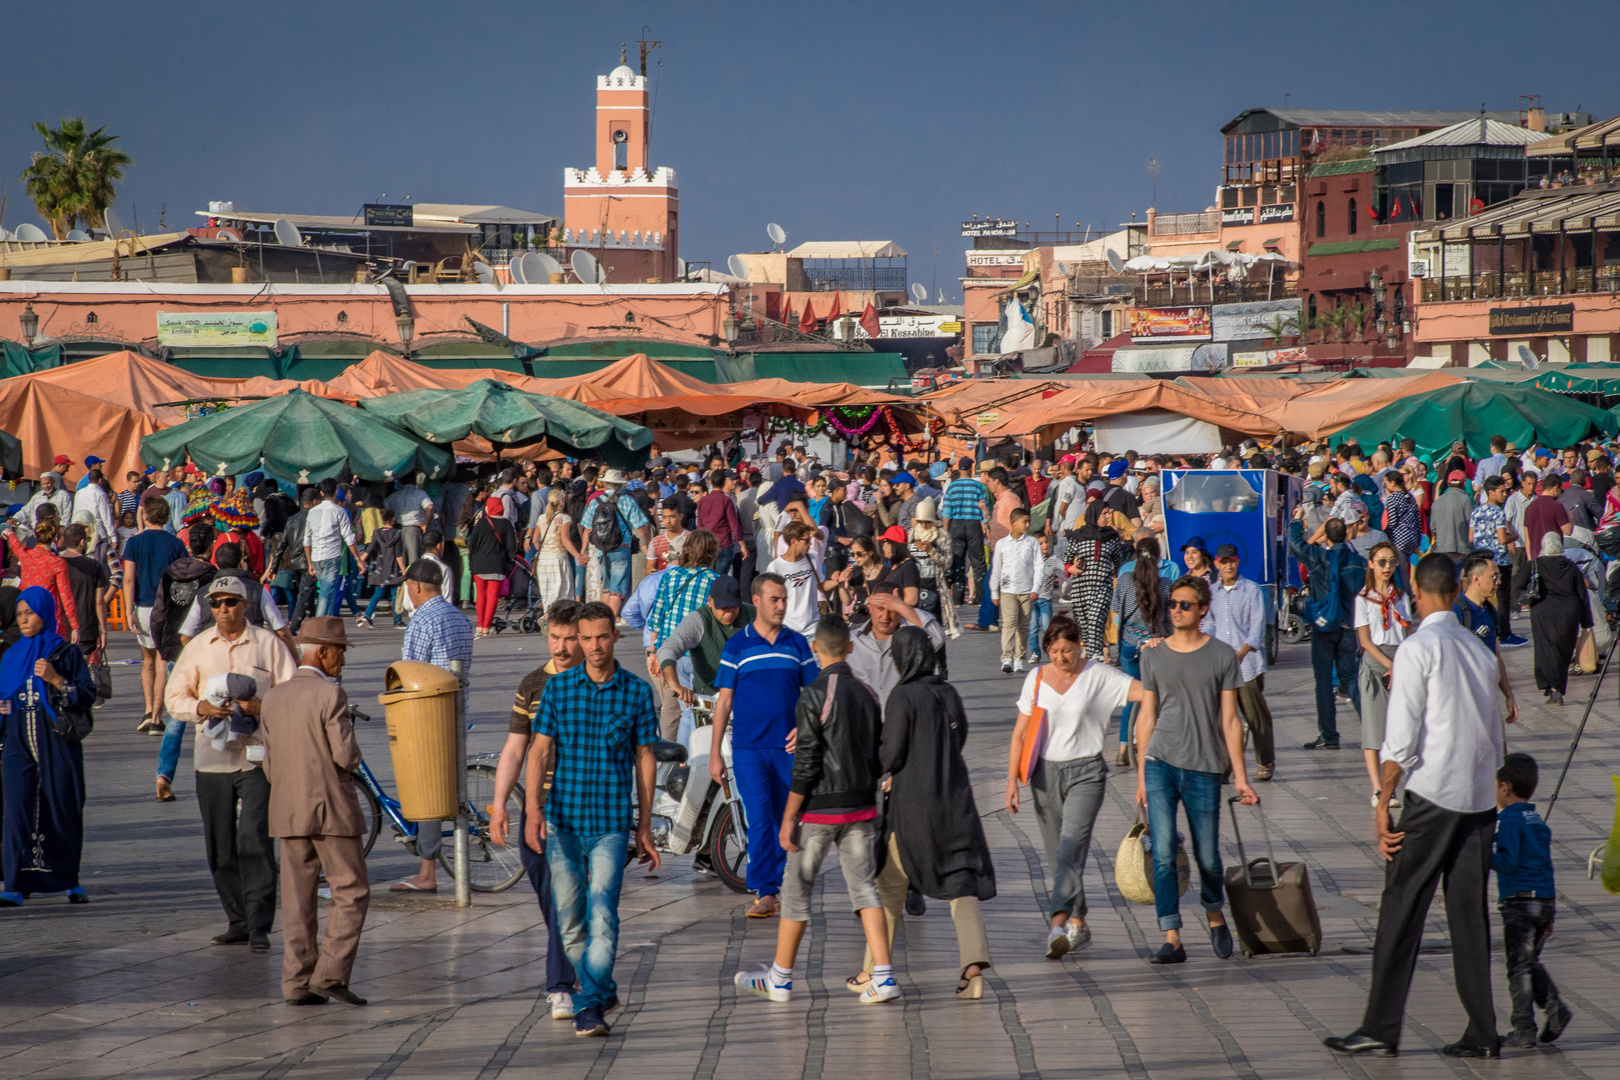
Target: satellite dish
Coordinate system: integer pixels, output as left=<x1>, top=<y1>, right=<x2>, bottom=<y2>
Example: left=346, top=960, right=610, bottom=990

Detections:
left=14, top=223, right=48, bottom=243
left=474, top=262, right=496, bottom=285
left=507, top=257, right=527, bottom=284
left=910, top=283, right=927, bottom=303
left=533, top=252, right=562, bottom=278
left=571, top=249, right=601, bottom=284
left=517, top=252, right=545, bottom=284
left=1106, top=249, right=1125, bottom=273
left=273, top=218, right=303, bottom=247
left=103, top=209, right=124, bottom=236
left=215, top=227, right=241, bottom=241
left=726, top=254, right=748, bottom=280
left=1518, top=344, right=1541, bottom=371
left=766, top=222, right=786, bottom=246
left=676, top=257, right=688, bottom=280
left=65, top=229, right=91, bottom=242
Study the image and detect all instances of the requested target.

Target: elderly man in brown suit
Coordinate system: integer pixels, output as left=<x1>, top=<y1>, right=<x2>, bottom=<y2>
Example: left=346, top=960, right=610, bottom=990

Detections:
left=259, top=616, right=370, bottom=1006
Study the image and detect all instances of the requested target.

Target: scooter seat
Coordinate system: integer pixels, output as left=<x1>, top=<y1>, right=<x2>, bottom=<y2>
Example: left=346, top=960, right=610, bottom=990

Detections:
left=650, top=739, right=688, bottom=764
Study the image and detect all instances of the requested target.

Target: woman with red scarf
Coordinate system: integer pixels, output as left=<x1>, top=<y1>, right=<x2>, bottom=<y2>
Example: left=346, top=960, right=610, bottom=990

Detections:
left=1352, top=541, right=1410, bottom=807
left=2, top=519, right=81, bottom=643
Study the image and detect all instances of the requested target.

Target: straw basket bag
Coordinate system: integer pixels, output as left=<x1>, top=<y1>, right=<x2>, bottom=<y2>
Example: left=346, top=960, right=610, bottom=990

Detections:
left=1115, top=810, right=1190, bottom=905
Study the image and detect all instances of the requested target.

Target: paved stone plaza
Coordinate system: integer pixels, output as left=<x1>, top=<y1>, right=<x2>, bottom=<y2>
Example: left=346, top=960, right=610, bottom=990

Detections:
left=0, top=621, right=1615, bottom=1080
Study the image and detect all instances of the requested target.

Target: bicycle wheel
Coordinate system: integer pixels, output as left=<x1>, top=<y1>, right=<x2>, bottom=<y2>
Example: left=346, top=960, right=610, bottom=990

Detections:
left=437, top=762, right=526, bottom=892
left=359, top=785, right=383, bottom=858
left=710, top=802, right=750, bottom=894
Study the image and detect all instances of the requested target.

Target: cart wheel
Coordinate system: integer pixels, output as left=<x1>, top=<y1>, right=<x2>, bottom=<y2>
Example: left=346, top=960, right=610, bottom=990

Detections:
left=1281, top=613, right=1307, bottom=645
left=519, top=613, right=539, bottom=634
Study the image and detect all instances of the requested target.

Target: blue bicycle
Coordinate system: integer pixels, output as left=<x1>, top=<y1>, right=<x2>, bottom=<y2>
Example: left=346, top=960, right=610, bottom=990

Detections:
left=348, top=707, right=525, bottom=892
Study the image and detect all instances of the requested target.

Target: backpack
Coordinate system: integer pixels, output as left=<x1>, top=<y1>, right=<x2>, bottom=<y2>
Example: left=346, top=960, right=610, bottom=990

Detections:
left=1304, top=544, right=1364, bottom=630
left=589, top=496, right=625, bottom=553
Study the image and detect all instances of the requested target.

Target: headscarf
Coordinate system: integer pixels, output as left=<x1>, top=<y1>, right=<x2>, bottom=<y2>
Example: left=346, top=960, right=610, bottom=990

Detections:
left=0, top=586, right=65, bottom=717
left=485, top=496, right=505, bottom=517
left=891, top=624, right=938, bottom=687
left=207, top=477, right=228, bottom=496
left=1540, top=532, right=1564, bottom=558
left=1069, top=499, right=1118, bottom=546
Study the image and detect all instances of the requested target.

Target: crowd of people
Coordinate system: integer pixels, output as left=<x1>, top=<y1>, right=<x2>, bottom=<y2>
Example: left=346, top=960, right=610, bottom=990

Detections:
left=0, top=428, right=1593, bottom=1054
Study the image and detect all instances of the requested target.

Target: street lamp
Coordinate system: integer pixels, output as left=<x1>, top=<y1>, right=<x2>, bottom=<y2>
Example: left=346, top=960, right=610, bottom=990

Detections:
left=722, top=313, right=738, bottom=344
left=18, top=301, right=38, bottom=345
left=395, top=314, right=415, bottom=352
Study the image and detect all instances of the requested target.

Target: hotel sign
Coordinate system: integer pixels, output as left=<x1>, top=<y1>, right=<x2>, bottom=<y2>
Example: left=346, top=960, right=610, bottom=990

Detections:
left=1129, top=306, right=1212, bottom=342
left=1489, top=303, right=1575, bottom=336
left=965, top=251, right=1026, bottom=267
left=1221, top=208, right=1255, bottom=226
left=157, top=310, right=278, bottom=347
left=961, top=218, right=1019, bottom=237
left=1258, top=203, right=1296, bottom=224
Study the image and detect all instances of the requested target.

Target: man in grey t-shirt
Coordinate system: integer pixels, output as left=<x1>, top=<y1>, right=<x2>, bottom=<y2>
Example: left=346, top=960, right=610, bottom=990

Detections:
left=1429, top=474, right=1473, bottom=561
left=1135, top=574, right=1256, bottom=966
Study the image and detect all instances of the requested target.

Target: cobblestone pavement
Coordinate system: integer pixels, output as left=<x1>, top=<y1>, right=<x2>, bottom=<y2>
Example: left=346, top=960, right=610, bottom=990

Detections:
left=0, top=614, right=1616, bottom=1080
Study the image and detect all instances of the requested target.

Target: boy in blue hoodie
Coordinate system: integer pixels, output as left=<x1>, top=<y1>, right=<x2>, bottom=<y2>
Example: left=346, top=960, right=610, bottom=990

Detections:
left=1493, top=752, right=1572, bottom=1048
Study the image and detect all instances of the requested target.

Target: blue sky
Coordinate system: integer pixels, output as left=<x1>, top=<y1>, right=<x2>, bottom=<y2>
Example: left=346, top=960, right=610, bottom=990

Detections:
left=4, top=1, right=1615, bottom=302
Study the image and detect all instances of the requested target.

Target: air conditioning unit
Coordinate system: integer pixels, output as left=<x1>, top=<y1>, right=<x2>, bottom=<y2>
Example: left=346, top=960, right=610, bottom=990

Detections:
left=1409, top=260, right=1430, bottom=278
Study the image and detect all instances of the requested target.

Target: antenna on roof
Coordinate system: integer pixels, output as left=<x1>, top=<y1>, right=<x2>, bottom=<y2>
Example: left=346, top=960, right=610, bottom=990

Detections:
left=676, top=256, right=688, bottom=281
left=766, top=222, right=786, bottom=249
left=533, top=252, right=562, bottom=280
left=273, top=218, right=303, bottom=247
left=726, top=254, right=748, bottom=281
left=571, top=249, right=603, bottom=284
left=508, top=256, right=527, bottom=284
left=474, top=262, right=496, bottom=285
left=636, top=34, right=663, bottom=77
left=1106, top=249, right=1125, bottom=273
left=1518, top=344, right=1541, bottom=371
left=910, top=283, right=927, bottom=303
left=65, top=229, right=90, bottom=242
left=104, top=208, right=124, bottom=238
left=14, top=223, right=47, bottom=242
left=517, top=252, right=545, bottom=284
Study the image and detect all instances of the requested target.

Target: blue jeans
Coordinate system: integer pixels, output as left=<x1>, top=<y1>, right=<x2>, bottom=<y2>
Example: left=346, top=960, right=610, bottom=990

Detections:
left=1118, top=641, right=1142, bottom=749
left=714, top=546, right=736, bottom=578
left=157, top=717, right=187, bottom=781
left=546, top=827, right=629, bottom=1013
left=1143, top=758, right=1225, bottom=931
left=363, top=585, right=401, bottom=623
left=731, top=744, right=792, bottom=897
left=1027, top=599, right=1053, bottom=659
left=313, top=558, right=342, bottom=617
left=519, top=808, right=578, bottom=996
left=1309, top=625, right=1360, bottom=743
left=602, top=549, right=631, bottom=596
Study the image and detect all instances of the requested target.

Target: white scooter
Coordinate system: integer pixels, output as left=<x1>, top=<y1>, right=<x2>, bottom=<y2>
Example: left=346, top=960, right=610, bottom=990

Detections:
left=643, top=695, right=750, bottom=892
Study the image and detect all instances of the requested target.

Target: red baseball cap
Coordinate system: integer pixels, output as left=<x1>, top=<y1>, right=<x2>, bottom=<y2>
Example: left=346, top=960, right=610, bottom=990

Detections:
left=52, top=454, right=71, bottom=465
left=1447, top=470, right=1466, bottom=481
left=880, top=525, right=909, bottom=544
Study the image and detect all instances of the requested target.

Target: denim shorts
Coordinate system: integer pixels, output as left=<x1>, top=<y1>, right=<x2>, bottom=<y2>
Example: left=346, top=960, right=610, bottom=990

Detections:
left=602, top=549, right=632, bottom=596
left=780, top=818, right=881, bottom=921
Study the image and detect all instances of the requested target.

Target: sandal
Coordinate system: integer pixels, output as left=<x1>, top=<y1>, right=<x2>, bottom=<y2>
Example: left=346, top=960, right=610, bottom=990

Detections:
left=845, top=972, right=871, bottom=993
left=956, top=965, right=984, bottom=1000
left=744, top=895, right=779, bottom=918
left=155, top=777, right=176, bottom=802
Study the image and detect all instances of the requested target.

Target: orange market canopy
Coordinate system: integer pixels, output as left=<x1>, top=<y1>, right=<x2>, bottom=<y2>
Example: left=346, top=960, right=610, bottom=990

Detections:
left=0, top=378, right=164, bottom=481
left=319, top=350, right=521, bottom=399
left=5, top=350, right=327, bottom=424
left=918, top=378, right=1069, bottom=434
left=1186, top=371, right=1467, bottom=440
left=981, top=379, right=1284, bottom=445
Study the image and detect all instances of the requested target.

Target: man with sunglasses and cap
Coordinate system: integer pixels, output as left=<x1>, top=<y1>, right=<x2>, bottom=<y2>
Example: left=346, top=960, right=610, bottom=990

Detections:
left=259, top=616, right=370, bottom=1006
left=164, top=575, right=298, bottom=953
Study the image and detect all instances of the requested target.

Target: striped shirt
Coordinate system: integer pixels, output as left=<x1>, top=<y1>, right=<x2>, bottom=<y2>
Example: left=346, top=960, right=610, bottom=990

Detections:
left=402, top=594, right=473, bottom=703
left=941, top=478, right=988, bottom=522
left=715, top=622, right=818, bottom=748
left=1203, top=575, right=1267, bottom=682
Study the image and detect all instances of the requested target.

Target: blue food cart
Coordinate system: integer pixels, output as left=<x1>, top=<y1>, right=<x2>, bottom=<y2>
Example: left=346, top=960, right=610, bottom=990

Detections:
left=1160, top=469, right=1301, bottom=663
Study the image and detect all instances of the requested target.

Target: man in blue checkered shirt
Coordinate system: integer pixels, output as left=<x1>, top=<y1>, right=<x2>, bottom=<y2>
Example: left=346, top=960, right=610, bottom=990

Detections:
left=524, top=601, right=660, bottom=1037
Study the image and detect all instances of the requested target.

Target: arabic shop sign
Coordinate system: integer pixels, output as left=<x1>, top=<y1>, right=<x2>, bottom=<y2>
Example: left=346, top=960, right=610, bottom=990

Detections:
left=156, top=310, right=278, bottom=347
left=1258, top=202, right=1296, bottom=224
left=961, top=218, right=1020, bottom=237
left=1221, top=208, right=1255, bottom=226
left=1128, top=306, right=1212, bottom=342
left=1488, top=303, right=1575, bottom=336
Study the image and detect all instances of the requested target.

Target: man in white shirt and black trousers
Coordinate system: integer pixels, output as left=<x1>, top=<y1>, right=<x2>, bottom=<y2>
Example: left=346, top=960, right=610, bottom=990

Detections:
left=1325, top=552, right=1511, bottom=1060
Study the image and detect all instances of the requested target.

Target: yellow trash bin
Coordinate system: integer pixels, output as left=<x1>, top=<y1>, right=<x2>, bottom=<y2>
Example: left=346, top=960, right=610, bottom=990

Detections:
left=378, top=661, right=461, bottom=821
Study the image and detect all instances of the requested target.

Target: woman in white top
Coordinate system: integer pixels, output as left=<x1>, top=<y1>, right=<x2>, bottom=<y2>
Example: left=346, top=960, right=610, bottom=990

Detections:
left=1005, top=613, right=1144, bottom=961
left=1353, top=540, right=1411, bottom=807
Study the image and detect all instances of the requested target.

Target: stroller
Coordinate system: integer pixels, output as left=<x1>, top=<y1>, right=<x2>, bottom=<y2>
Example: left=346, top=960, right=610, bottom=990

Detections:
left=489, top=555, right=543, bottom=634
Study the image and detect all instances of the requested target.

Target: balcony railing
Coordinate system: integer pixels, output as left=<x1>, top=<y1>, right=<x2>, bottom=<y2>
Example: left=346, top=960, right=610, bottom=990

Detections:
left=804, top=266, right=908, bottom=292
left=1421, top=267, right=1620, bottom=302
left=1151, top=211, right=1220, bottom=237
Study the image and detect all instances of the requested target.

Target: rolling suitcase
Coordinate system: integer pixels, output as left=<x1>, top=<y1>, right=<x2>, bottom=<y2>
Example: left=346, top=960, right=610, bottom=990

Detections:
left=1223, top=796, right=1322, bottom=957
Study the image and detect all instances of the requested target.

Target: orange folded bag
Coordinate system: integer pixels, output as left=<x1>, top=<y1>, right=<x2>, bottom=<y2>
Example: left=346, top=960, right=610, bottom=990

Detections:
left=1017, top=666, right=1048, bottom=785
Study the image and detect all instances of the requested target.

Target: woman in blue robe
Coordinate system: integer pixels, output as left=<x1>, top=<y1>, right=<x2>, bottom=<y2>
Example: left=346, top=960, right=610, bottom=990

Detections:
left=1, top=585, right=96, bottom=906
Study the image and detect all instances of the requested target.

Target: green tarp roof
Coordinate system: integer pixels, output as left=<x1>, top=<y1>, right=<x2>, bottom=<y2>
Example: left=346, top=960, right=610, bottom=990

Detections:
left=1330, top=381, right=1619, bottom=458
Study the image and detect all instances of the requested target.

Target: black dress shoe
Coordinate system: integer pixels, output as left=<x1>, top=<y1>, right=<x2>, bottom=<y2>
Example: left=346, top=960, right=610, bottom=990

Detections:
left=211, top=930, right=250, bottom=946
left=284, top=991, right=328, bottom=1006
left=249, top=931, right=271, bottom=952
left=1441, top=1039, right=1500, bottom=1059
left=319, top=984, right=367, bottom=1006
left=1147, top=943, right=1186, bottom=965
left=905, top=886, right=927, bottom=917
left=1301, top=737, right=1341, bottom=750
left=1323, top=1032, right=1397, bottom=1056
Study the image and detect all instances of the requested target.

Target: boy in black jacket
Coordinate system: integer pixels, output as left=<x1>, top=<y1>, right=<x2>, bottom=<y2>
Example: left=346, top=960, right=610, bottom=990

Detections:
left=734, top=616, right=900, bottom=1005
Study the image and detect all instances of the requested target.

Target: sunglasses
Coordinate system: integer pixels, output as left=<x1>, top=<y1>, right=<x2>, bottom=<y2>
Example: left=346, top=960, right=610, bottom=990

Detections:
left=208, top=597, right=241, bottom=609
left=1168, top=599, right=1201, bottom=612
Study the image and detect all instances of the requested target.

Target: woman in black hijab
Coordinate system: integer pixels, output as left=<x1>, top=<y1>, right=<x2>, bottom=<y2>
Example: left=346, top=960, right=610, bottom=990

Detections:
left=862, top=625, right=996, bottom=999
left=1063, top=498, right=1125, bottom=658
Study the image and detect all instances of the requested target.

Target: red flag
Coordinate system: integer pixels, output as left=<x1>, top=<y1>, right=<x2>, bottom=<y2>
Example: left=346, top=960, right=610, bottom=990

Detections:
left=799, top=296, right=818, bottom=334
left=776, top=294, right=791, bottom=323
left=824, top=289, right=842, bottom=321
left=859, top=300, right=881, bottom=340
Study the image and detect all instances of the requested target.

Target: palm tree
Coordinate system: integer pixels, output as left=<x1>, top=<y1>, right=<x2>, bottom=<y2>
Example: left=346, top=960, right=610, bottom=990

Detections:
left=19, top=117, right=132, bottom=238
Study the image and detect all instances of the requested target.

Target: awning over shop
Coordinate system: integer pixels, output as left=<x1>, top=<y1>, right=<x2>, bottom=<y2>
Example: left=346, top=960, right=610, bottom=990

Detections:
left=1111, top=344, right=1229, bottom=374
left=1413, top=184, right=1620, bottom=243
left=980, top=379, right=1282, bottom=443
left=1328, top=381, right=1619, bottom=458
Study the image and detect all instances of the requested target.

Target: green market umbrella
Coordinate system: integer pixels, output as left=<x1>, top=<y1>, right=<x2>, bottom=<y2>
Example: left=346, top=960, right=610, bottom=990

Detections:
left=1328, top=381, right=1619, bottom=459
left=140, top=389, right=451, bottom=483
left=356, top=378, right=654, bottom=469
